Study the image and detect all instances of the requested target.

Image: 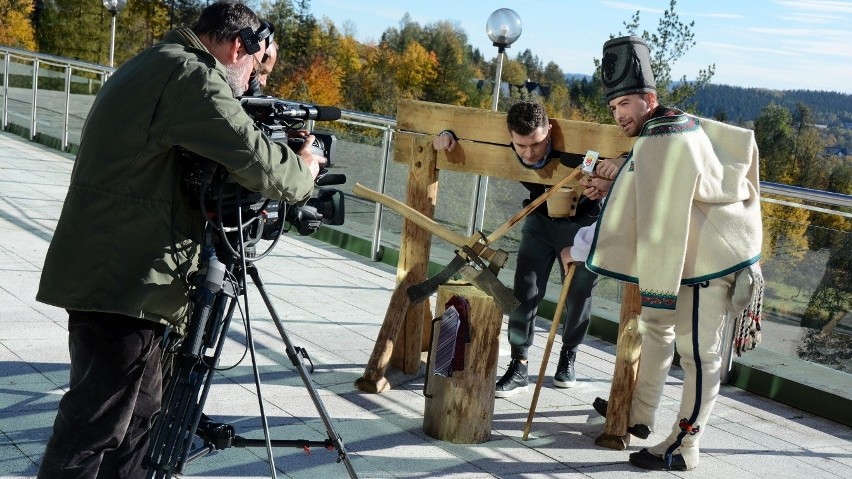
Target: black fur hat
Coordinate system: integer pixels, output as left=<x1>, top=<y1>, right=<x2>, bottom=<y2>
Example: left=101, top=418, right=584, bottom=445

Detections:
left=601, top=36, right=656, bottom=103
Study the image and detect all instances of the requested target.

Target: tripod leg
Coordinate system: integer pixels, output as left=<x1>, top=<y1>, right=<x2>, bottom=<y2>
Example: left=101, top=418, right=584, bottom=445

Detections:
left=240, top=282, right=280, bottom=479
left=146, top=291, right=237, bottom=478
left=248, top=265, right=359, bottom=479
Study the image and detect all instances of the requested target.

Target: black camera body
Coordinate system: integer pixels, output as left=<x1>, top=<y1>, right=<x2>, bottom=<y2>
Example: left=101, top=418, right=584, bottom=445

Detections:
left=287, top=133, right=337, bottom=167
left=180, top=97, right=346, bottom=248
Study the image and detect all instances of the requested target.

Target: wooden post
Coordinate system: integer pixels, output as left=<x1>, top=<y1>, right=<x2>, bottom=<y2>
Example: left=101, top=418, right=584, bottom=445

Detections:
left=390, top=137, right=438, bottom=374
left=354, top=137, right=436, bottom=393
left=423, top=283, right=503, bottom=443
left=595, top=283, right=642, bottom=449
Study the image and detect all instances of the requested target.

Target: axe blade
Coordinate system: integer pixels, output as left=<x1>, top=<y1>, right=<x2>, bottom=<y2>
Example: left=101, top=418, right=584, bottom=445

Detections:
left=407, top=253, right=467, bottom=304
left=458, top=265, right=520, bottom=313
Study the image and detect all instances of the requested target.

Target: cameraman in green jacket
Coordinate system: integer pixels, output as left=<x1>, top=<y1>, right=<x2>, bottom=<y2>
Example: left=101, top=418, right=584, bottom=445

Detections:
left=35, top=2, right=323, bottom=478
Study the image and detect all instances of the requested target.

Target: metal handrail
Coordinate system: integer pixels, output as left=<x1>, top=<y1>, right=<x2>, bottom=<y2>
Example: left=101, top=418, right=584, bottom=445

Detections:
left=2, top=46, right=850, bottom=216
left=762, top=182, right=852, bottom=208
left=1, top=45, right=112, bottom=75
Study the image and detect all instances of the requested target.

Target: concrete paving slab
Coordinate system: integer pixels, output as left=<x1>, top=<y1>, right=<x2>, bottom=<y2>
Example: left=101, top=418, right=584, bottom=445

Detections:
left=0, top=130, right=849, bottom=478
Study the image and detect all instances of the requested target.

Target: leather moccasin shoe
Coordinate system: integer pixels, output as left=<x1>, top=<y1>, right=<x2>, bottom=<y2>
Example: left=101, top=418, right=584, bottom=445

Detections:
left=591, top=398, right=650, bottom=439
left=628, top=448, right=689, bottom=471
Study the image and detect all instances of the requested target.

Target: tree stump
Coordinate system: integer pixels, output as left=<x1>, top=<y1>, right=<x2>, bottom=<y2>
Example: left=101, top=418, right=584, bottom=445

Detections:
left=423, top=283, right=503, bottom=443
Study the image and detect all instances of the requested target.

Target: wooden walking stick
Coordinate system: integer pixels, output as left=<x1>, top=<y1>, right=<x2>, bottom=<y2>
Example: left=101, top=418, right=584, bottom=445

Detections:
left=522, top=263, right=576, bottom=440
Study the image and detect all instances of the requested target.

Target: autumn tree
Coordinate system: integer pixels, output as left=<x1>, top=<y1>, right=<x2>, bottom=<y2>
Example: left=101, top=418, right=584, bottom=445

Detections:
left=165, top=0, right=202, bottom=30
left=753, top=103, right=811, bottom=266
left=620, top=0, right=715, bottom=109
left=382, top=16, right=481, bottom=107
left=36, top=0, right=174, bottom=66
left=352, top=42, right=400, bottom=116
left=754, top=103, right=796, bottom=183
left=395, top=41, right=438, bottom=100
left=37, top=0, right=109, bottom=63
left=515, top=48, right=542, bottom=81
left=1, top=0, right=37, bottom=50
left=541, top=62, right=566, bottom=89
left=792, top=103, right=826, bottom=188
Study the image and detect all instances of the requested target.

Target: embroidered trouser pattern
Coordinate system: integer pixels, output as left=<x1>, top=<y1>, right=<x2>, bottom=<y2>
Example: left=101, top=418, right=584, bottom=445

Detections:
left=629, top=274, right=733, bottom=469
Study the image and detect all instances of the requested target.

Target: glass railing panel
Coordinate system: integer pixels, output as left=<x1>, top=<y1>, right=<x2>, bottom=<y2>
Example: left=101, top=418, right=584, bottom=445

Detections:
left=34, top=60, right=67, bottom=145
left=66, top=67, right=103, bottom=149
left=760, top=200, right=851, bottom=372
left=4, top=55, right=35, bottom=134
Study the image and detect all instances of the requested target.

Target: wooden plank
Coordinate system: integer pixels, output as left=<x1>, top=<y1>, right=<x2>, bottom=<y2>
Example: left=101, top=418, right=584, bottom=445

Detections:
left=395, top=131, right=580, bottom=186
left=396, top=99, right=508, bottom=144
left=394, top=101, right=634, bottom=186
left=355, top=137, right=438, bottom=392
left=396, top=99, right=634, bottom=158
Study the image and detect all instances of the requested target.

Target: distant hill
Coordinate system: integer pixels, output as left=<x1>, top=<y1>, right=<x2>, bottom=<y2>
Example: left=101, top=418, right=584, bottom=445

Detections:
left=689, top=84, right=852, bottom=126
left=562, top=76, right=852, bottom=127
left=565, top=72, right=592, bottom=82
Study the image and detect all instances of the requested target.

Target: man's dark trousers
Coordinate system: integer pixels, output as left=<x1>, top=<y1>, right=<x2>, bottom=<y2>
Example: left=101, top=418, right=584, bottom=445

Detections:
left=507, top=213, right=598, bottom=360
left=37, top=311, right=165, bottom=479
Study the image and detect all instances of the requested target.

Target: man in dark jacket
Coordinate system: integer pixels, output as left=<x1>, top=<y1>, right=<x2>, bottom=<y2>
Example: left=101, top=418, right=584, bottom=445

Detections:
left=35, top=2, right=323, bottom=478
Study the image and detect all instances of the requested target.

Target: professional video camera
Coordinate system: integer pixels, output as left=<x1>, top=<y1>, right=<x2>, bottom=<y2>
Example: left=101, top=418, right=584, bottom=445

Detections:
left=147, top=98, right=357, bottom=478
left=180, top=97, right=346, bottom=250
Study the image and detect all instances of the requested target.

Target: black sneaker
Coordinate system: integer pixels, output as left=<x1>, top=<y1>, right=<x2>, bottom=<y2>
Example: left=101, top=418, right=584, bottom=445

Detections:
left=495, top=359, right=528, bottom=398
left=553, top=351, right=576, bottom=388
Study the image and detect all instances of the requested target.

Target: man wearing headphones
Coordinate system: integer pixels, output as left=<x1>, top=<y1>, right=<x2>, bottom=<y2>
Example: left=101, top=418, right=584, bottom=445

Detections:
left=244, top=20, right=278, bottom=96
left=35, top=2, right=323, bottom=478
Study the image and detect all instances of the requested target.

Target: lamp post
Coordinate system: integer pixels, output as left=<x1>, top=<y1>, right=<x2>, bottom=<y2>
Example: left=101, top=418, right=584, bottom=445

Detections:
left=467, top=8, right=522, bottom=236
left=103, top=0, right=127, bottom=68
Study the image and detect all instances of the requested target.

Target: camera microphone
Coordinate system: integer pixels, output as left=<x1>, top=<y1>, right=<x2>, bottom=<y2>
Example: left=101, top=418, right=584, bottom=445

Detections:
left=277, top=103, right=342, bottom=121
left=239, top=97, right=342, bottom=122
left=316, top=172, right=346, bottom=186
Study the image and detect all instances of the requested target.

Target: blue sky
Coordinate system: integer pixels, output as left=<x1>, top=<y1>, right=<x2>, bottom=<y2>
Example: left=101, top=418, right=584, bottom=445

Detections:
left=304, top=0, right=852, bottom=94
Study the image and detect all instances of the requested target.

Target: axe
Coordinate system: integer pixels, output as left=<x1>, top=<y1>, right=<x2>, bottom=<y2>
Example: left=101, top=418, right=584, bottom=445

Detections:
left=352, top=183, right=517, bottom=311
left=406, top=164, right=587, bottom=307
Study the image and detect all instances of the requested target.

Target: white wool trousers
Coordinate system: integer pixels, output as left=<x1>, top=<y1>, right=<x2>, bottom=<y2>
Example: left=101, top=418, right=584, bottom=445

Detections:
left=629, top=273, right=734, bottom=469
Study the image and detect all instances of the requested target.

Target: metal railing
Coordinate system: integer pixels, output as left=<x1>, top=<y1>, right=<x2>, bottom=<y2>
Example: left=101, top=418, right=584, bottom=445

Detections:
left=1, top=46, right=112, bottom=151
left=3, top=45, right=850, bottom=380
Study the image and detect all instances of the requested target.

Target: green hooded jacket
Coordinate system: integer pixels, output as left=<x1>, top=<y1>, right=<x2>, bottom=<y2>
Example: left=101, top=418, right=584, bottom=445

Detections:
left=36, top=28, right=316, bottom=331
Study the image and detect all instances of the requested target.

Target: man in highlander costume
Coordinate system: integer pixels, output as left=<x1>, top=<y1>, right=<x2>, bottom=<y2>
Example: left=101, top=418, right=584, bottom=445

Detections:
left=563, top=36, right=764, bottom=471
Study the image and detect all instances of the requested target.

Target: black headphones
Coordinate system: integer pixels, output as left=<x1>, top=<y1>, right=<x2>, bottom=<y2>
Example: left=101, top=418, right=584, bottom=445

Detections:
left=238, top=20, right=274, bottom=55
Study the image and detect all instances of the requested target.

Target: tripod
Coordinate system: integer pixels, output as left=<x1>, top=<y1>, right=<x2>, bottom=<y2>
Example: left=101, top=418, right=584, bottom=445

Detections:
left=144, top=197, right=357, bottom=478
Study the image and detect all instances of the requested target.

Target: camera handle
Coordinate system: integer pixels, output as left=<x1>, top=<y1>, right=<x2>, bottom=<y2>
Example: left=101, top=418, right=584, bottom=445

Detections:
left=145, top=223, right=357, bottom=478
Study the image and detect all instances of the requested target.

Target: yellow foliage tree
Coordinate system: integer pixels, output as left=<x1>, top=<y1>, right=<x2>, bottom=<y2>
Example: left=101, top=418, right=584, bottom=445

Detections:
left=0, top=0, right=37, bottom=50
left=395, top=41, right=438, bottom=99
left=274, top=56, right=343, bottom=107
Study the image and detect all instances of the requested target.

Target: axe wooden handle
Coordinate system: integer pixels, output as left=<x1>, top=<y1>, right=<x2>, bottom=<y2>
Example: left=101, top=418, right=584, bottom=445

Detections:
left=352, top=183, right=499, bottom=262
left=485, top=167, right=584, bottom=244
left=354, top=166, right=583, bottom=258
left=353, top=183, right=468, bottom=246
